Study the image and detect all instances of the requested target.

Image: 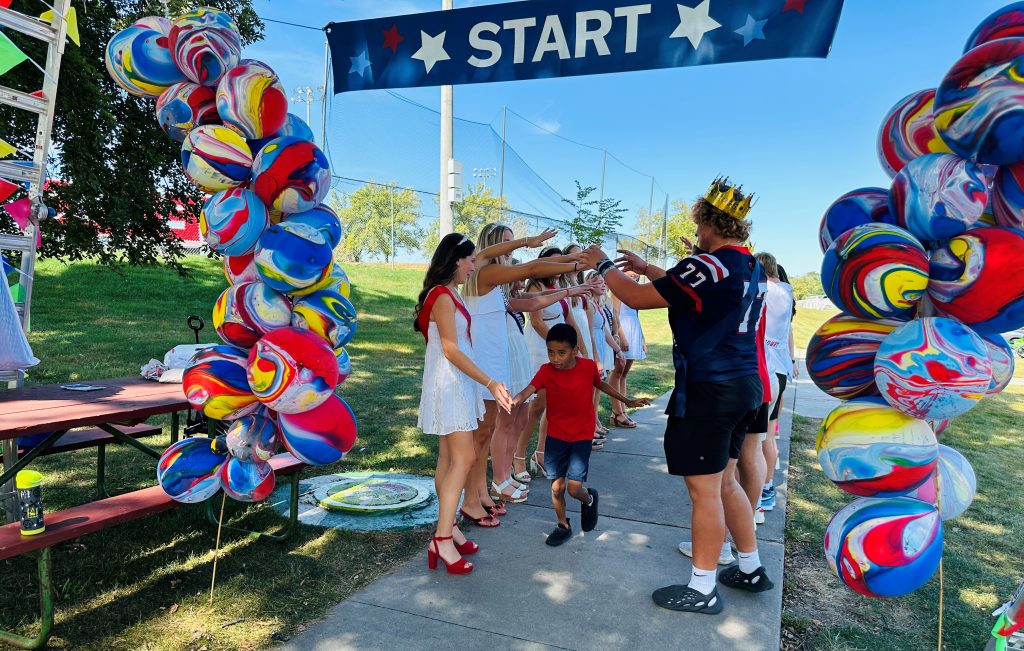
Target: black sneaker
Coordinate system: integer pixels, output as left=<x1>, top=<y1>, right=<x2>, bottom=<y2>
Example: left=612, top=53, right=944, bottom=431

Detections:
left=581, top=488, right=599, bottom=532
left=718, top=565, right=775, bottom=593
left=652, top=584, right=723, bottom=614
left=546, top=520, right=572, bottom=546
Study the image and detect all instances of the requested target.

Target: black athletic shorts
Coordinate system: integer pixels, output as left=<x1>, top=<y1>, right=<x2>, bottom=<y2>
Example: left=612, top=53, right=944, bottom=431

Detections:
left=664, top=375, right=762, bottom=476
left=769, top=373, right=788, bottom=421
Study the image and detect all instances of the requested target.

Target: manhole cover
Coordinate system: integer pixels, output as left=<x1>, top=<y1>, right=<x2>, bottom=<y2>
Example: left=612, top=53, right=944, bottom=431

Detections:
left=314, top=478, right=430, bottom=513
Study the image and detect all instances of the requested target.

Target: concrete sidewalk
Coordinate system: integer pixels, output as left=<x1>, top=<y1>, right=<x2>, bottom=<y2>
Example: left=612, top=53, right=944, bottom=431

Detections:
left=281, top=392, right=793, bottom=651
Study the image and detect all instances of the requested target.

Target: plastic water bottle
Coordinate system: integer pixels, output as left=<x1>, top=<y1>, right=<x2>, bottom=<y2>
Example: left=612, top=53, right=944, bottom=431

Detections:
left=16, top=470, right=44, bottom=536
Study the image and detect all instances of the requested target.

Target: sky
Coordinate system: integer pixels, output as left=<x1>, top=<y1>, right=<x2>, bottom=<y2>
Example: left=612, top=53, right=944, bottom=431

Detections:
left=246, top=0, right=1012, bottom=274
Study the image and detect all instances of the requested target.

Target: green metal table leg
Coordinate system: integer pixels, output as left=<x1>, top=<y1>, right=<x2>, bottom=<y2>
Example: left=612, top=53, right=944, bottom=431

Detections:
left=94, top=424, right=161, bottom=460
left=0, top=548, right=54, bottom=649
left=205, top=473, right=301, bottom=542
left=95, top=444, right=110, bottom=499
left=171, top=411, right=180, bottom=443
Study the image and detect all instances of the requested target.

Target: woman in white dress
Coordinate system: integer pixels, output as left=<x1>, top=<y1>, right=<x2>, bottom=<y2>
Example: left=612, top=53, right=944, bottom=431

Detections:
left=415, top=233, right=512, bottom=574
left=563, top=244, right=600, bottom=365
left=585, top=272, right=624, bottom=443
left=610, top=272, right=646, bottom=428
left=463, top=226, right=581, bottom=518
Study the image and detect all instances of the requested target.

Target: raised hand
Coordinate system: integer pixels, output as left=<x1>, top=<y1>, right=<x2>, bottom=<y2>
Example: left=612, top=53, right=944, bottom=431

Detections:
left=614, top=249, right=648, bottom=275
left=679, top=234, right=696, bottom=252
left=580, top=245, right=609, bottom=270
left=526, top=228, right=558, bottom=248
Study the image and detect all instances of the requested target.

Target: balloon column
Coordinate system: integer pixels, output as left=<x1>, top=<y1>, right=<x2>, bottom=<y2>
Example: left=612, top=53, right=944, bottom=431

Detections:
left=813, top=5, right=1024, bottom=599
left=107, top=8, right=357, bottom=505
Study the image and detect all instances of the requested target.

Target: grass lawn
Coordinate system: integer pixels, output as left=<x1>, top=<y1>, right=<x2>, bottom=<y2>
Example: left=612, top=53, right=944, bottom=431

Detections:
left=2, top=257, right=674, bottom=650
left=782, top=386, right=1024, bottom=650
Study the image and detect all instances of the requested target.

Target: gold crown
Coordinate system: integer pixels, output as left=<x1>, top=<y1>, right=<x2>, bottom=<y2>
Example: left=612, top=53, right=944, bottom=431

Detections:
left=704, top=177, right=755, bottom=220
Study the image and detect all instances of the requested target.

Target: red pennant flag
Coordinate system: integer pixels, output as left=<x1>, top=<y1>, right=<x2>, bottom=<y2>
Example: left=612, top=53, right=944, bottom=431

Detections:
left=0, top=178, right=17, bottom=203
left=2, top=197, right=31, bottom=230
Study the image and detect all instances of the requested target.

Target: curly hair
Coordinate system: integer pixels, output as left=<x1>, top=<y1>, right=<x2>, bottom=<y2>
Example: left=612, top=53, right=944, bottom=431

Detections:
left=692, top=186, right=752, bottom=243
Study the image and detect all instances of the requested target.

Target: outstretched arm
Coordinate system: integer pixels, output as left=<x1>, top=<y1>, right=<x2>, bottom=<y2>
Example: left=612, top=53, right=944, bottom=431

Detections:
left=433, top=294, right=512, bottom=412
left=476, top=228, right=558, bottom=265
left=582, top=246, right=669, bottom=310
left=598, top=379, right=650, bottom=408
left=511, top=384, right=538, bottom=409
left=616, top=249, right=667, bottom=281
left=477, top=259, right=582, bottom=295
left=509, top=286, right=585, bottom=313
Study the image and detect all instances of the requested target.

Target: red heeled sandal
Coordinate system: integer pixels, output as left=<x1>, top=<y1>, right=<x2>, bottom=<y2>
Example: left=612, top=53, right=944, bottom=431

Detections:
left=427, top=536, right=474, bottom=574
left=452, top=520, right=479, bottom=555
left=460, top=508, right=501, bottom=527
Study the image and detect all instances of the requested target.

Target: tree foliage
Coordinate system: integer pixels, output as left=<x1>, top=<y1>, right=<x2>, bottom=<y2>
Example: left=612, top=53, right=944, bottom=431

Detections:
left=331, top=183, right=422, bottom=262
left=421, top=182, right=508, bottom=255
left=562, top=181, right=626, bottom=247
left=634, top=198, right=695, bottom=262
left=790, top=271, right=824, bottom=300
left=0, top=1, right=263, bottom=274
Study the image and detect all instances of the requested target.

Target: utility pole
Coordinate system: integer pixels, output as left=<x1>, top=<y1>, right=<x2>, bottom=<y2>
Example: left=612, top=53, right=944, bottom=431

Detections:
left=390, top=186, right=396, bottom=269
left=662, top=193, right=670, bottom=269
left=498, top=105, right=507, bottom=221
left=598, top=149, right=608, bottom=217
left=439, top=0, right=454, bottom=237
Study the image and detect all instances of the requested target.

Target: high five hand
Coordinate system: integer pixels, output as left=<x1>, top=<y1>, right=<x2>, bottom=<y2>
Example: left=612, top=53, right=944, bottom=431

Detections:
left=580, top=245, right=609, bottom=270
left=614, top=249, right=648, bottom=275
left=526, top=228, right=558, bottom=248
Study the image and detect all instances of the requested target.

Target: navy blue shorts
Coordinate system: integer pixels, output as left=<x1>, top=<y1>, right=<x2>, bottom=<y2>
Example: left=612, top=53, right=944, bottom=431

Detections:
left=545, top=436, right=592, bottom=482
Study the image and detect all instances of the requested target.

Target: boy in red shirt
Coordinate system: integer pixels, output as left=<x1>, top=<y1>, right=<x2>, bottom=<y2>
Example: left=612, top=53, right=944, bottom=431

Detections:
left=512, top=323, right=650, bottom=546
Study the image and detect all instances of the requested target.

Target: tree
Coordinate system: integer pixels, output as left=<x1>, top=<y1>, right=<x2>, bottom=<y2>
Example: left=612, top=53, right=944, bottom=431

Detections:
left=0, top=1, right=263, bottom=274
left=634, top=198, right=695, bottom=262
left=790, top=272, right=824, bottom=300
left=332, top=182, right=423, bottom=262
left=421, top=182, right=508, bottom=256
left=562, top=181, right=627, bottom=246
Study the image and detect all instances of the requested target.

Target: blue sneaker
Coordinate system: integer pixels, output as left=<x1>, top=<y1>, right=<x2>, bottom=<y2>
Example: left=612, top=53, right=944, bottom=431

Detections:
left=760, top=486, right=776, bottom=512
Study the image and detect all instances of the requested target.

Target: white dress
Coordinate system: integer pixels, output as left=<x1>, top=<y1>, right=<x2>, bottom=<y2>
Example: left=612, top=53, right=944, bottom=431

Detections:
left=465, top=285, right=512, bottom=394
left=506, top=310, right=534, bottom=395
left=417, top=301, right=486, bottom=436
left=527, top=298, right=565, bottom=369
left=590, top=303, right=614, bottom=372
left=569, top=301, right=591, bottom=360
left=618, top=302, right=647, bottom=361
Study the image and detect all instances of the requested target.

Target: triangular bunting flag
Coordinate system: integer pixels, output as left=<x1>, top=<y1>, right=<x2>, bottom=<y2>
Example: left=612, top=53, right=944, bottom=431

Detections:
left=3, top=197, right=31, bottom=230
left=40, top=7, right=80, bottom=47
left=0, top=178, right=17, bottom=203
left=0, top=139, right=17, bottom=159
left=31, top=90, right=44, bottom=99
left=0, top=32, right=28, bottom=76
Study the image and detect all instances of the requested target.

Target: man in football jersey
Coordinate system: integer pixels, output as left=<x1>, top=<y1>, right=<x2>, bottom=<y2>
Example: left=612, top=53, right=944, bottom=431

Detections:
left=581, top=178, right=775, bottom=615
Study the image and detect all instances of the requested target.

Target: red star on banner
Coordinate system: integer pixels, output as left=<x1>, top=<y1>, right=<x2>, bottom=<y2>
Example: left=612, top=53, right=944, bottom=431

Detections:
left=382, top=24, right=404, bottom=53
left=783, top=0, right=809, bottom=12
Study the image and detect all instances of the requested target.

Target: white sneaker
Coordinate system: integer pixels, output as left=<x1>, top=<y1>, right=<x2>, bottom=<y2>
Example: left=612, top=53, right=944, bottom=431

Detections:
left=754, top=508, right=766, bottom=525
left=677, top=541, right=736, bottom=566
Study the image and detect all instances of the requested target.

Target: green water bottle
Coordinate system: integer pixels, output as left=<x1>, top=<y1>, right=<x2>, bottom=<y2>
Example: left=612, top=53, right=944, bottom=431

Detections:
left=16, top=470, right=45, bottom=536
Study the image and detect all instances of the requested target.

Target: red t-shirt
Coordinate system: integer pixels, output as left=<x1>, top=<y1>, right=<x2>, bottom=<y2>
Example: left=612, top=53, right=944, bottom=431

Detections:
left=529, top=358, right=602, bottom=443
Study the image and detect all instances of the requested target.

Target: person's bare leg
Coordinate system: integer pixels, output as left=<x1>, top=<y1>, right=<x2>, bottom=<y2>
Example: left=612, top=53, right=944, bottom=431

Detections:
left=516, top=391, right=546, bottom=469
left=462, top=402, right=496, bottom=518
left=551, top=477, right=568, bottom=525
left=491, top=404, right=526, bottom=496
left=506, top=403, right=530, bottom=487
left=609, top=357, right=626, bottom=418
left=763, top=420, right=779, bottom=485
left=434, top=431, right=477, bottom=564
left=683, top=473, right=726, bottom=571
left=722, top=459, right=757, bottom=554
left=737, top=432, right=767, bottom=510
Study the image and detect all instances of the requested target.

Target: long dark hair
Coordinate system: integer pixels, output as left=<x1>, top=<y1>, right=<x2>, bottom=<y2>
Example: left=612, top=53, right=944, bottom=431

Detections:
left=526, top=246, right=563, bottom=291
left=413, top=233, right=476, bottom=333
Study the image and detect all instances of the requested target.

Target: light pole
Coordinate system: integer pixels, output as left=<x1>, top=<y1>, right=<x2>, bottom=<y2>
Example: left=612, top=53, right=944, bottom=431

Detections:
left=472, top=167, right=496, bottom=186
left=290, top=85, right=326, bottom=140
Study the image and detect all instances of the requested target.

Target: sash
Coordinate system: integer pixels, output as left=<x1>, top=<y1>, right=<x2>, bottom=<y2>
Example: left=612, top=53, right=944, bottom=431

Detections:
left=667, top=258, right=763, bottom=419
left=417, top=286, right=472, bottom=344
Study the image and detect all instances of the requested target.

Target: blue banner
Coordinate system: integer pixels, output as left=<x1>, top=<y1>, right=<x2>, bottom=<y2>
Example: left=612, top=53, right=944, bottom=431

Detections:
left=325, top=0, right=845, bottom=93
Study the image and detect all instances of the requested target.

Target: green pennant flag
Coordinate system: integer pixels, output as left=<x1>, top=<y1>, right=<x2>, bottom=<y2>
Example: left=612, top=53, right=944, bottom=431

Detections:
left=0, top=32, right=29, bottom=76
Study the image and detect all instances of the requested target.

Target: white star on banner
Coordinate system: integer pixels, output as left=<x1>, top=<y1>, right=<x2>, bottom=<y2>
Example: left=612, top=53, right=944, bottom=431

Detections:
left=670, top=0, right=722, bottom=50
left=735, top=14, right=767, bottom=46
left=349, top=49, right=372, bottom=77
left=411, top=30, right=450, bottom=74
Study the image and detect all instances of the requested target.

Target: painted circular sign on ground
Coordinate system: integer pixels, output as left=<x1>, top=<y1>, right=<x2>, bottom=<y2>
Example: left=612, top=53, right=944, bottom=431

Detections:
left=314, top=476, right=431, bottom=513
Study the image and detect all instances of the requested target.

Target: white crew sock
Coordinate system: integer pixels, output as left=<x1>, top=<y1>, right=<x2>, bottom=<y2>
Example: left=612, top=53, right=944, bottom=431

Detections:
left=738, top=549, right=761, bottom=574
left=688, top=565, right=717, bottom=595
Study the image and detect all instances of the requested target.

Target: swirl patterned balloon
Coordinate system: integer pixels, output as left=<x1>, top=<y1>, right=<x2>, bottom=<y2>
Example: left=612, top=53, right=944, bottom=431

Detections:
left=289, top=262, right=351, bottom=298
left=252, top=137, right=331, bottom=214
left=248, top=113, right=317, bottom=156
left=225, top=413, right=280, bottom=462
left=254, top=221, right=334, bottom=293
left=223, top=252, right=260, bottom=285
left=806, top=314, right=900, bottom=400
left=964, top=3, right=1024, bottom=52
left=818, top=188, right=896, bottom=253
left=181, top=124, right=253, bottom=193
left=155, top=81, right=218, bottom=142
left=220, top=457, right=275, bottom=502
left=992, top=162, right=1024, bottom=229
left=278, top=395, right=357, bottom=465
left=824, top=496, right=943, bottom=598
left=157, top=437, right=226, bottom=503
left=928, top=227, right=1024, bottom=334
left=821, top=224, right=929, bottom=321
left=907, top=445, right=977, bottom=521
left=877, top=89, right=952, bottom=178
left=105, top=22, right=186, bottom=97
left=935, top=38, right=1024, bottom=165
left=335, top=346, right=351, bottom=383
left=169, top=7, right=241, bottom=87
left=216, top=61, right=288, bottom=140
left=291, top=290, right=358, bottom=349
left=182, top=345, right=260, bottom=420
left=213, top=281, right=292, bottom=348
left=982, top=332, right=1015, bottom=395
left=874, top=317, right=992, bottom=420
left=246, top=327, right=339, bottom=414
left=888, top=154, right=990, bottom=245
left=282, top=205, right=343, bottom=250
left=200, top=188, right=269, bottom=256
left=816, top=397, right=938, bottom=497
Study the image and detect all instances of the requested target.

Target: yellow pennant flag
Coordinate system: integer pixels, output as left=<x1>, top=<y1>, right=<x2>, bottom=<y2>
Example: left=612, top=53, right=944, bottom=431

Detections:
left=0, top=139, right=17, bottom=159
left=40, top=6, right=80, bottom=47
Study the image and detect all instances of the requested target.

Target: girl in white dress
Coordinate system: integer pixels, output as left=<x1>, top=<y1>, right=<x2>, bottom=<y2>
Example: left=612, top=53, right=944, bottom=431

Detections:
left=463, top=226, right=581, bottom=516
left=610, top=274, right=646, bottom=428
left=585, top=273, right=624, bottom=442
left=563, top=244, right=600, bottom=365
left=415, top=233, right=512, bottom=574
